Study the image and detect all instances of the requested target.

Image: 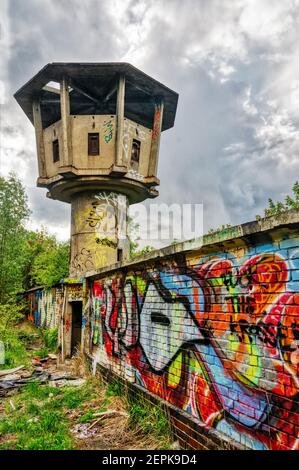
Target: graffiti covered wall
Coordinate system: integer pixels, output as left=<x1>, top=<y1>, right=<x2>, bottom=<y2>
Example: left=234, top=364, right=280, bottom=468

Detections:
left=87, top=221, right=299, bottom=450
left=25, top=287, right=63, bottom=330
left=24, top=283, right=84, bottom=357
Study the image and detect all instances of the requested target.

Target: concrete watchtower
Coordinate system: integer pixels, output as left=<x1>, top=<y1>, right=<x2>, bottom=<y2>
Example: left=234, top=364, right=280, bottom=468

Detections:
left=14, top=63, right=178, bottom=277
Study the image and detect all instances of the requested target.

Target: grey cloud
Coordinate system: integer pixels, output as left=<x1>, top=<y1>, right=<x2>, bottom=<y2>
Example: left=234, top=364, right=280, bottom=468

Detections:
left=2, top=0, right=299, bottom=242
left=28, top=186, right=71, bottom=230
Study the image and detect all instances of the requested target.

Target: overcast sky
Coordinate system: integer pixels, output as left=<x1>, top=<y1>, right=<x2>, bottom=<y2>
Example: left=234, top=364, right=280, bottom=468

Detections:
left=1, top=0, right=299, bottom=245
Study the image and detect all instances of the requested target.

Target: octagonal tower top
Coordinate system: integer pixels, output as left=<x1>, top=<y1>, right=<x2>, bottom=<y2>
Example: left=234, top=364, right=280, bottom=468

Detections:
left=14, top=63, right=178, bottom=204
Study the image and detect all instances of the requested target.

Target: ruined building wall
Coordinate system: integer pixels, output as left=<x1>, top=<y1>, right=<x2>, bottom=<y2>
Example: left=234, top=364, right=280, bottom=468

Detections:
left=24, top=283, right=83, bottom=357
left=25, top=287, right=63, bottom=330
left=85, top=214, right=299, bottom=450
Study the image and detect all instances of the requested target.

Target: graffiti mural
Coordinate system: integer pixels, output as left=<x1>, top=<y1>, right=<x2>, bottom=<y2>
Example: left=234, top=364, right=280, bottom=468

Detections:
left=90, top=236, right=299, bottom=450
left=25, top=288, right=63, bottom=330
left=68, top=284, right=83, bottom=302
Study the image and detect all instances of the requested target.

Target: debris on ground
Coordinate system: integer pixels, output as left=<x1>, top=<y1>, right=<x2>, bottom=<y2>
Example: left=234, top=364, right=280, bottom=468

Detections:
left=0, top=322, right=176, bottom=450
left=0, top=365, right=25, bottom=377
left=0, top=354, right=85, bottom=396
left=0, top=369, right=50, bottom=396
left=49, top=377, right=86, bottom=388
left=71, top=423, right=99, bottom=440
left=31, top=353, right=58, bottom=367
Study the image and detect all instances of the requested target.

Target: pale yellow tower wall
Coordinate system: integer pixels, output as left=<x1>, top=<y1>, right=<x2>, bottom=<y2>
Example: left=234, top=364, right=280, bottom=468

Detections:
left=70, top=191, right=129, bottom=277
left=42, top=115, right=153, bottom=180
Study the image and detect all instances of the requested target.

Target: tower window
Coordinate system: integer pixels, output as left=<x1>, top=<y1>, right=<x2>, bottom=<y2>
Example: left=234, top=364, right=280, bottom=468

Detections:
left=117, top=249, right=123, bottom=262
left=52, top=139, right=59, bottom=163
left=88, top=133, right=100, bottom=156
left=131, top=139, right=141, bottom=163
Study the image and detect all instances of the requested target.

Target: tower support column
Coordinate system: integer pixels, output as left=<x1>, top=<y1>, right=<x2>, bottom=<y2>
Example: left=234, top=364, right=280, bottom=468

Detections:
left=70, top=191, right=129, bottom=277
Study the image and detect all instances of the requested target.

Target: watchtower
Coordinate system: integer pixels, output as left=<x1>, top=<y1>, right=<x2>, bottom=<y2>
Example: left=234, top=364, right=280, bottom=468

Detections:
left=14, top=63, right=178, bottom=276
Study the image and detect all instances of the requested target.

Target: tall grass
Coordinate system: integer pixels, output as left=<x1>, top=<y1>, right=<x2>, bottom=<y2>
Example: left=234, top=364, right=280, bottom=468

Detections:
left=106, top=378, right=173, bottom=444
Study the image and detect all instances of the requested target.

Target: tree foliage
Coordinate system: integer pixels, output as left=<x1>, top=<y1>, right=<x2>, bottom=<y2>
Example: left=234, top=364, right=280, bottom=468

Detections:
left=262, top=181, right=299, bottom=217
left=128, top=216, right=154, bottom=259
left=0, top=173, right=31, bottom=301
left=23, top=229, right=70, bottom=289
left=0, top=174, right=69, bottom=300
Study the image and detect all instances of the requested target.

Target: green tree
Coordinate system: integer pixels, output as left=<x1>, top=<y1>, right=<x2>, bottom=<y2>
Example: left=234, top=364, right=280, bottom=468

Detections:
left=26, top=230, right=70, bottom=287
left=128, top=216, right=154, bottom=259
left=0, top=173, right=31, bottom=301
left=262, top=181, right=299, bottom=217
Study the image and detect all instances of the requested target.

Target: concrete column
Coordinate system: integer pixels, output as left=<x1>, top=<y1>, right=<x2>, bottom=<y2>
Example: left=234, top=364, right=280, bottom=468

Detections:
left=70, top=191, right=129, bottom=277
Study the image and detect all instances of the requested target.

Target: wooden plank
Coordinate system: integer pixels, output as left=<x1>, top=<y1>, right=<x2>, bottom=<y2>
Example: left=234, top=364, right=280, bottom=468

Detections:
left=0, top=365, right=25, bottom=377
left=32, top=100, right=46, bottom=177
left=115, top=75, right=125, bottom=166
left=42, top=85, right=61, bottom=95
left=148, top=100, right=164, bottom=176
left=60, top=78, right=72, bottom=166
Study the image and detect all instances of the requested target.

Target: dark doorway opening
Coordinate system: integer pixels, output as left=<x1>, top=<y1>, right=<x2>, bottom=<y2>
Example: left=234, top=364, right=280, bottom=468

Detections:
left=71, top=301, right=82, bottom=356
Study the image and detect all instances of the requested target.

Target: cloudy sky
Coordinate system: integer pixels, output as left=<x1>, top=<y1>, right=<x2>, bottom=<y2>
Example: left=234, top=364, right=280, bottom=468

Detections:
left=1, top=0, right=299, bottom=246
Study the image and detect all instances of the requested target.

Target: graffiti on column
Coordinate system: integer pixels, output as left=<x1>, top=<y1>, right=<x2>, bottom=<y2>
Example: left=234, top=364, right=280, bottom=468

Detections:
left=71, top=248, right=95, bottom=274
left=84, top=192, right=127, bottom=249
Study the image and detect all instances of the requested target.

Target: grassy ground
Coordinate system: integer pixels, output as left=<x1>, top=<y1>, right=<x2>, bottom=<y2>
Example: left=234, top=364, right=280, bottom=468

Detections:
left=0, top=379, right=101, bottom=450
left=0, top=320, right=42, bottom=369
left=0, top=320, right=174, bottom=450
left=0, top=376, right=174, bottom=450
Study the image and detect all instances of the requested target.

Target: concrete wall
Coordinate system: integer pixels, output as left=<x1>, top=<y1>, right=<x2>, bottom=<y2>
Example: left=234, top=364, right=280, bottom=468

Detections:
left=25, top=287, right=63, bottom=330
left=24, top=283, right=83, bottom=357
left=84, top=211, right=299, bottom=450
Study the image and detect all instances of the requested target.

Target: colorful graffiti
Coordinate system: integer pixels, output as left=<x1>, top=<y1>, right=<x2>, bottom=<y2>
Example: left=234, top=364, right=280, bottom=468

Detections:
left=25, top=288, right=63, bottom=330
left=68, top=284, right=83, bottom=302
left=90, top=238, right=299, bottom=450
left=152, top=106, right=162, bottom=140
left=103, top=119, right=113, bottom=143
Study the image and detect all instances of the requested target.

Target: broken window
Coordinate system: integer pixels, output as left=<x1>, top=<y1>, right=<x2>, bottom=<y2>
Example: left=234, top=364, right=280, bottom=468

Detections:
left=52, top=139, right=59, bottom=163
left=131, top=139, right=141, bottom=163
left=88, top=133, right=100, bottom=156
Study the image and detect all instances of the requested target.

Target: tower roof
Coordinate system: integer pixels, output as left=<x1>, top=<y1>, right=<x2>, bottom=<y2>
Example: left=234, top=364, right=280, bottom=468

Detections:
left=14, top=62, right=178, bottom=131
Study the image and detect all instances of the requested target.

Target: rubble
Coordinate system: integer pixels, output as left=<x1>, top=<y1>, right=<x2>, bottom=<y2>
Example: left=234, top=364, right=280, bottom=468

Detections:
left=0, top=354, right=85, bottom=395
left=0, top=365, right=25, bottom=377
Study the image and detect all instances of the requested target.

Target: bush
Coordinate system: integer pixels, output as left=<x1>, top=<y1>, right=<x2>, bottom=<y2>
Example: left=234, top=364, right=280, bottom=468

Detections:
left=41, top=327, right=58, bottom=352
left=0, top=300, right=27, bottom=368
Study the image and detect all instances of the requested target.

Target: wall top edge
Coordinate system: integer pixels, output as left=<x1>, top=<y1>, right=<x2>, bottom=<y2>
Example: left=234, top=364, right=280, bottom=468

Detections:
left=85, top=208, right=299, bottom=279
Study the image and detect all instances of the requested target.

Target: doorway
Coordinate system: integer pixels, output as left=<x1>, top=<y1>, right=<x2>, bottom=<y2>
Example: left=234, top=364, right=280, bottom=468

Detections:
left=71, top=301, right=82, bottom=355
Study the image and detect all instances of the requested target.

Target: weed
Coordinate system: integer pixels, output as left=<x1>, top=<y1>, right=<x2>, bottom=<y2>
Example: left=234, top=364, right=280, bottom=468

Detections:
left=106, top=379, right=124, bottom=397
left=41, top=327, right=58, bottom=352
left=0, top=314, right=41, bottom=368
left=34, top=347, right=50, bottom=358
left=128, top=394, right=172, bottom=439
